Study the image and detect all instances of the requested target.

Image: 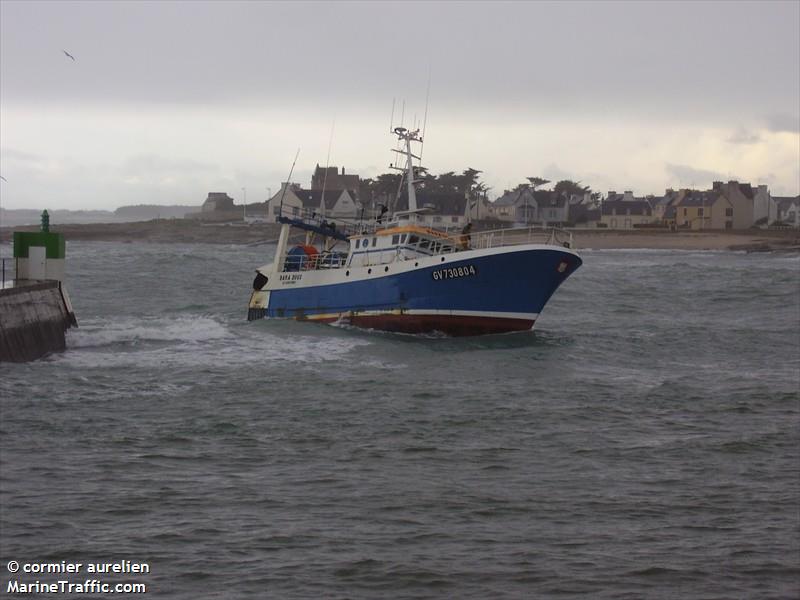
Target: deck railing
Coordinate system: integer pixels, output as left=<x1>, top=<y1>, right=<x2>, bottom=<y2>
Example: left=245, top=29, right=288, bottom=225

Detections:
left=470, top=225, right=575, bottom=250
left=284, top=252, right=349, bottom=271
left=276, top=227, right=574, bottom=273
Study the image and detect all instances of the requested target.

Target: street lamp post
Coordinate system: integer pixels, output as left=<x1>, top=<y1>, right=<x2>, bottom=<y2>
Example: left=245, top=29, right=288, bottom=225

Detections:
left=242, top=187, right=247, bottom=221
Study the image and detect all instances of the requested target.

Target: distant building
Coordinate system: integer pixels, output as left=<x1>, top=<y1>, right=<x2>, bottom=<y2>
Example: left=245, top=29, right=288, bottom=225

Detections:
left=673, top=191, right=720, bottom=230
left=663, top=205, right=677, bottom=228
left=367, top=190, right=470, bottom=229
left=490, top=187, right=537, bottom=223
left=712, top=181, right=758, bottom=229
left=265, top=184, right=302, bottom=221
left=469, top=194, right=493, bottom=222
left=490, top=188, right=572, bottom=225
left=264, top=184, right=360, bottom=222
left=568, top=202, right=602, bottom=227
left=311, top=165, right=360, bottom=192
left=537, top=192, right=570, bottom=225
left=752, top=184, right=776, bottom=226
left=297, top=188, right=360, bottom=220
left=663, top=181, right=774, bottom=230
left=415, top=192, right=471, bottom=229
left=201, top=193, right=235, bottom=213
left=652, top=190, right=680, bottom=222
left=606, top=190, right=637, bottom=202
left=600, top=196, right=654, bottom=229
left=775, top=196, right=800, bottom=227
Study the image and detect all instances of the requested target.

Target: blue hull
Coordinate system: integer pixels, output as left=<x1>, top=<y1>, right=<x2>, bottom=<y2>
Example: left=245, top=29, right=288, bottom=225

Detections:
left=250, top=247, right=581, bottom=336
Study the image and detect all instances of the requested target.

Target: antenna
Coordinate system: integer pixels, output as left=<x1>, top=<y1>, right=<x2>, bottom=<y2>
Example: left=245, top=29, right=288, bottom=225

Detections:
left=278, top=148, right=301, bottom=215
left=400, top=100, right=405, bottom=129
left=389, top=98, right=395, bottom=133
left=420, top=66, right=431, bottom=161
left=320, top=118, right=335, bottom=219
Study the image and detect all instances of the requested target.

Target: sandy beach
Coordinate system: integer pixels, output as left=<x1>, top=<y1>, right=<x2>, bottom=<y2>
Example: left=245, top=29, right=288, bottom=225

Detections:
left=2, top=220, right=799, bottom=252
left=571, top=229, right=800, bottom=252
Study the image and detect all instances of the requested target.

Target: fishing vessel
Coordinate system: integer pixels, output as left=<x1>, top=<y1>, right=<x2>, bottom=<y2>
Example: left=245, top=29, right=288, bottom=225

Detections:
left=247, top=126, right=581, bottom=336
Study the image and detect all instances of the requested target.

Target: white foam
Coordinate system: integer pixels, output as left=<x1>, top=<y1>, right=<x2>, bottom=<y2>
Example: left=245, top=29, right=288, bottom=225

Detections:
left=67, top=315, right=231, bottom=348
left=59, top=315, right=375, bottom=369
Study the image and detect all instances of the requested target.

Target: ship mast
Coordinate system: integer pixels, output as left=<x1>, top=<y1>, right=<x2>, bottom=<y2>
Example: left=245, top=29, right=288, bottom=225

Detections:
left=390, top=126, right=422, bottom=214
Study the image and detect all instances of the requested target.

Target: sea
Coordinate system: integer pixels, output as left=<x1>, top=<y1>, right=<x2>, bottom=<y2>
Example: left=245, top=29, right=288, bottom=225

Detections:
left=1, top=241, right=798, bottom=599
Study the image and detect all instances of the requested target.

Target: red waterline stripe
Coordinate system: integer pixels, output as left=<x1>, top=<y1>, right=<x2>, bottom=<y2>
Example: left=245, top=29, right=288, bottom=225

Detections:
left=308, top=313, right=535, bottom=336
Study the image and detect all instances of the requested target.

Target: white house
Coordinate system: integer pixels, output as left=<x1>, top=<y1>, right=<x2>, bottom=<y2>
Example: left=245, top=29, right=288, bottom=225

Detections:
left=775, top=196, right=800, bottom=228
left=491, top=188, right=538, bottom=223
left=416, top=192, right=470, bottom=229
left=264, top=184, right=361, bottom=222
left=752, top=184, right=777, bottom=226
left=600, top=197, right=655, bottom=229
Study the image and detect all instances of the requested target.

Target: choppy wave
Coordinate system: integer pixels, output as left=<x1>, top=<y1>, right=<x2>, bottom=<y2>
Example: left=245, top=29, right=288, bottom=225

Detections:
left=67, top=315, right=231, bottom=348
left=59, top=314, right=375, bottom=369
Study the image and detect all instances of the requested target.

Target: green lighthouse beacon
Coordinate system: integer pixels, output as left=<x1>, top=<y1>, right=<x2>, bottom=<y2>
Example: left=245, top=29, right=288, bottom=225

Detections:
left=13, top=209, right=66, bottom=281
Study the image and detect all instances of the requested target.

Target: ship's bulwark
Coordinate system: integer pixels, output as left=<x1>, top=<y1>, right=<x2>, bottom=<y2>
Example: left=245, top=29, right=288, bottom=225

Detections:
left=250, top=248, right=581, bottom=336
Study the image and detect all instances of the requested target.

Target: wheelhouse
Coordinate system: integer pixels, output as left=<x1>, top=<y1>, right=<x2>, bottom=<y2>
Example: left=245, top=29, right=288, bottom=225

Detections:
left=346, top=225, right=461, bottom=268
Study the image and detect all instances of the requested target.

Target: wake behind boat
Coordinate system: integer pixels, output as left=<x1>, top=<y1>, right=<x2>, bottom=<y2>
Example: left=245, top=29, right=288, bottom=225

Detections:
left=247, top=126, right=582, bottom=336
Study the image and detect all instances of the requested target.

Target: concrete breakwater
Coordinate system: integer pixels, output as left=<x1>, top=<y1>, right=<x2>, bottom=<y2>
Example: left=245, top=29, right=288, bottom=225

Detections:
left=0, top=281, right=77, bottom=362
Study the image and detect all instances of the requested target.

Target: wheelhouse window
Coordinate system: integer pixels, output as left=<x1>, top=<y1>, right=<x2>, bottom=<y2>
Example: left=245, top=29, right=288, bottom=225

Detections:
left=372, top=238, right=377, bottom=247
left=392, top=234, right=400, bottom=244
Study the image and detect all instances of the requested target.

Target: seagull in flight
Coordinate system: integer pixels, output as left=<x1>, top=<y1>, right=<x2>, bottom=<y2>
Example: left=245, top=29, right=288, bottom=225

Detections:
left=63, top=50, right=76, bottom=61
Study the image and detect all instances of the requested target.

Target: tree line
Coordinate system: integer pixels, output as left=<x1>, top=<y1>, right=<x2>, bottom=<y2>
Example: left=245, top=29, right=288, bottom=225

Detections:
left=359, top=169, right=598, bottom=204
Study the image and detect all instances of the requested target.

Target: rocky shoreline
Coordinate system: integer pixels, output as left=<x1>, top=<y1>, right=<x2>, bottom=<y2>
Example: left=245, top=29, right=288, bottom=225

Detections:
left=2, top=220, right=799, bottom=252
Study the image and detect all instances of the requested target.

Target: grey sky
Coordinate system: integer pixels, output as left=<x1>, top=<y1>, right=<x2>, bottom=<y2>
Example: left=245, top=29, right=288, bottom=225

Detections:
left=1, top=0, right=798, bottom=210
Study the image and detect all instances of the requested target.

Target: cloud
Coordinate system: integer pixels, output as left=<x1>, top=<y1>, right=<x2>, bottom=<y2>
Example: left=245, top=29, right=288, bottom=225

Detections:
left=120, top=154, right=216, bottom=176
left=1, top=147, right=45, bottom=163
left=665, top=163, right=729, bottom=188
left=117, top=155, right=219, bottom=187
left=765, top=113, right=800, bottom=134
left=727, top=128, right=761, bottom=145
